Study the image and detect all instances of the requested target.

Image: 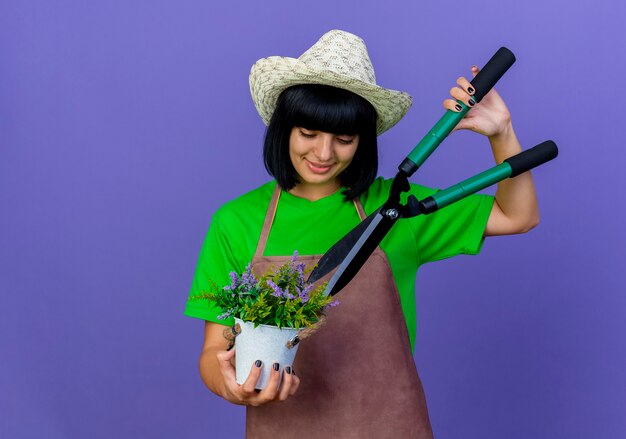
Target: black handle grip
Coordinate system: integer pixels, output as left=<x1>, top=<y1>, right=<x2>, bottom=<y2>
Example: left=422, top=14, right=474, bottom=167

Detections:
left=505, top=140, right=559, bottom=177
left=470, top=47, right=516, bottom=103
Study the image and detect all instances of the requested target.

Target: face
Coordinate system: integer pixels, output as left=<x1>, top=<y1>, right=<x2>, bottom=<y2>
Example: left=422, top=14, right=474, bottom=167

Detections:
left=288, top=127, right=359, bottom=196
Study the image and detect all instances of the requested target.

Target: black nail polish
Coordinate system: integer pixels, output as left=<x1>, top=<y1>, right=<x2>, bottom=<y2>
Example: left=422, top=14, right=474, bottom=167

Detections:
left=273, top=362, right=280, bottom=371
left=455, top=104, right=462, bottom=111
left=285, top=366, right=292, bottom=374
left=469, top=98, right=476, bottom=106
left=468, top=86, right=474, bottom=94
left=255, top=360, right=262, bottom=367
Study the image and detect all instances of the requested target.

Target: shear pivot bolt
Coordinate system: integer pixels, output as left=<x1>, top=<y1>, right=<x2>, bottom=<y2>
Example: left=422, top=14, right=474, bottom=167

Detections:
left=385, top=209, right=399, bottom=219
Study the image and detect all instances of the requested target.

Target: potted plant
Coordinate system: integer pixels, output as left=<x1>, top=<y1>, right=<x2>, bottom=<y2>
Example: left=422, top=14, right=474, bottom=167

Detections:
left=192, top=252, right=338, bottom=389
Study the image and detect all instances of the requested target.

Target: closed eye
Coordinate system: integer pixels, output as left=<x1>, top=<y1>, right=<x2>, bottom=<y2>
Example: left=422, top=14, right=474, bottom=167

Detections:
left=299, top=129, right=316, bottom=138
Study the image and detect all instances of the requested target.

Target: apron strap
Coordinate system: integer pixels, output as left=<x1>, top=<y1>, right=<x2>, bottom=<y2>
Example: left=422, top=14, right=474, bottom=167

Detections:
left=353, top=197, right=367, bottom=221
left=254, top=183, right=367, bottom=258
left=254, top=183, right=282, bottom=259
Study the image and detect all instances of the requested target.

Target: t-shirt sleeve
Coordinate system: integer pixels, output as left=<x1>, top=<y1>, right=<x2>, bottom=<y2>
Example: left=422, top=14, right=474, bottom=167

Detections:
left=184, top=209, right=237, bottom=325
left=407, top=185, right=494, bottom=265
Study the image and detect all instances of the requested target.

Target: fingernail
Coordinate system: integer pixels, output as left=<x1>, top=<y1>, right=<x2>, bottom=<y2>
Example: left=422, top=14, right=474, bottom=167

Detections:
left=285, top=366, right=292, bottom=374
left=255, top=360, right=262, bottom=368
left=226, top=344, right=234, bottom=351
left=273, top=362, right=280, bottom=371
left=467, top=86, right=474, bottom=94
left=468, top=98, right=476, bottom=106
left=454, top=104, right=462, bottom=112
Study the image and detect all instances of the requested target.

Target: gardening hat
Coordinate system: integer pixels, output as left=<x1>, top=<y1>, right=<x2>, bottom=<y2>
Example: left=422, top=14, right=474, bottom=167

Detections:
left=249, top=29, right=412, bottom=135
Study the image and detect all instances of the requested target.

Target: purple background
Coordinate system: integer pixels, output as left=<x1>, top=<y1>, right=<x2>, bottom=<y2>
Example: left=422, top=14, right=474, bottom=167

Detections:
left=1, top=1, right=624, bottom=438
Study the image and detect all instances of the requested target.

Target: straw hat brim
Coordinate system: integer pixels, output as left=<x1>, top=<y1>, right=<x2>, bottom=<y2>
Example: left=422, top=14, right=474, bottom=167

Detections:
left=250, top=56, right=412, bottom=135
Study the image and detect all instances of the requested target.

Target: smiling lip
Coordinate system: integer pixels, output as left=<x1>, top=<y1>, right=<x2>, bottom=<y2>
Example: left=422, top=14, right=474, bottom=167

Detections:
left=306, top=160, right=334, bottom=174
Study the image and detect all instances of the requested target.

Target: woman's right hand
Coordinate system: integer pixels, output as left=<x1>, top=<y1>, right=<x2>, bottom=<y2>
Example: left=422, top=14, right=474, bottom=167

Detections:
left=199, top=321, right=300, bottom=406
left=216, top=347, right=300, bottom=406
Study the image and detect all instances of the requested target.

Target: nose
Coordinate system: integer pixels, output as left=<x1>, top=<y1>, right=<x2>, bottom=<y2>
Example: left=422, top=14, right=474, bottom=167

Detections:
left=313, top=133, right=334, bottom=162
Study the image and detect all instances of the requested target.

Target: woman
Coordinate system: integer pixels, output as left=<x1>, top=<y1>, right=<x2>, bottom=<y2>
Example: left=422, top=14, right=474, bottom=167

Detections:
left=185, top=30, right=538, bottom=438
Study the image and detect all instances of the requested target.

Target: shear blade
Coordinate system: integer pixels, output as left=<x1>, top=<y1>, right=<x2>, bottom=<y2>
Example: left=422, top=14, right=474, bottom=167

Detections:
left=308, top=207, right=397, bottom=296
left=307, top=208, right=381, bottom=284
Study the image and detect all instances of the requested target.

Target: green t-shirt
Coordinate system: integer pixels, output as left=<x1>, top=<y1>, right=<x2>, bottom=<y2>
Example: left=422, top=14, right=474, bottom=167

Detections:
left=185, top=177, right=494, bottom=351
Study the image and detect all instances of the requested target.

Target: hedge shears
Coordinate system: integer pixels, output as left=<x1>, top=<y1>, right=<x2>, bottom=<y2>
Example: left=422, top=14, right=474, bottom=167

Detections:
left=307, top=47, right=559, bottom=295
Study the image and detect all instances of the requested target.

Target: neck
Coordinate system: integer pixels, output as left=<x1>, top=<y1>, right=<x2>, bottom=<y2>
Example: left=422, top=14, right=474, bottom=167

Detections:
left=287, top=181, right=341, bottom=202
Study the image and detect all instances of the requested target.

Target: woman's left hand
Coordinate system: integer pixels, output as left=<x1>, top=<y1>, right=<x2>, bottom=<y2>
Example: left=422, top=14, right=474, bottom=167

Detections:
left=443, top=65, right=512, bottom=138
left=442, top=66, right=541, bottom=237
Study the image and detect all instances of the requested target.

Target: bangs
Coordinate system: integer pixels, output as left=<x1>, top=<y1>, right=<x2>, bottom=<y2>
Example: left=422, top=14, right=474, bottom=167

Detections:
left=286, top=84, right=376, bottom=135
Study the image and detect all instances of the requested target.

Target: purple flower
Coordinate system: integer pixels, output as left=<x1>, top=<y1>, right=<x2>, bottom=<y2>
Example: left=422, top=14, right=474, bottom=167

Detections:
left=324, top=299, right=340, bottom=310
left=229, top=271, right=239, bottom=288
left=267, top=279, right=286, bottom=298
left=240, top=264, right=257, bottom=290
left=295, top=262, right=306, bottom=285
left=297, top=284, right=313, bottom=303
left=291, top=250, right=299, bottom=263
left=224, top=271, right=239, bottom=291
